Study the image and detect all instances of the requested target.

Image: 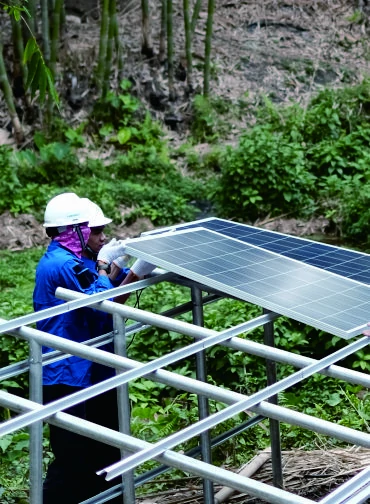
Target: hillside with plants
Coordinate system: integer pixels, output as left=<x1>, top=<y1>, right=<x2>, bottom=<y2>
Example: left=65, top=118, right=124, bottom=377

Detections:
left=1, top=1, right=370, bottom=247
left=0, top=1, right=370, bottom=503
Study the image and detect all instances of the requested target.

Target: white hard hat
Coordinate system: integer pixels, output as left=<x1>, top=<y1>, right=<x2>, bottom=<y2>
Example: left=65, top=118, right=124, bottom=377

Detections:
left=80, top=198, right=112, bottom=227
left=43, top=193, right=90, bottom=227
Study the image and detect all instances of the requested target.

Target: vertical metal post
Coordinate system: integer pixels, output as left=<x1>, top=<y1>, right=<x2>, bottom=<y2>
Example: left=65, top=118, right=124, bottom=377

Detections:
left=191, top=286, right=214, bottom=504
left=113, top=314, right=135, bottom=504
left=263, top=308, right=283, bottom=489
left=29, top=339, right=43, bottom=504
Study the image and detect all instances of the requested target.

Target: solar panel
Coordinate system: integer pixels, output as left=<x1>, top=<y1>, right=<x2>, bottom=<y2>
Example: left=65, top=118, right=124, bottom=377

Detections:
left=126, top=227, right=370, bottom=339
left=144, top=218, right=370, bottom=285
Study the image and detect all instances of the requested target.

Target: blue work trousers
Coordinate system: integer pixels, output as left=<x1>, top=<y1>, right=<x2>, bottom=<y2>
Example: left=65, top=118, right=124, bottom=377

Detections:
left=43, top=384, right=122, bottom=504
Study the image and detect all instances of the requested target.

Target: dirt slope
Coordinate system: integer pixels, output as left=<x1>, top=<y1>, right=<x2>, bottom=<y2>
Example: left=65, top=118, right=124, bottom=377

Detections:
left=61, top=0, right=369, bottom=120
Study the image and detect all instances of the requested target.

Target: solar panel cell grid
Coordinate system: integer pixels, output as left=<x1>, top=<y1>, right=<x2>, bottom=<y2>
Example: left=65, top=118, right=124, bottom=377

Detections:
left=126, top=225, right=370, bottom=338
left=154, top=217, right=370, bottom=285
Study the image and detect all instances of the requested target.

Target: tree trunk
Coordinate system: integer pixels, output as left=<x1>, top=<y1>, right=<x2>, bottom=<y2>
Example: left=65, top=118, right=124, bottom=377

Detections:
left=141, top=0, right=154, bottom=58
left=203, top=0, right=214, bottom=96
left=0, top=41, right=24, bottom=143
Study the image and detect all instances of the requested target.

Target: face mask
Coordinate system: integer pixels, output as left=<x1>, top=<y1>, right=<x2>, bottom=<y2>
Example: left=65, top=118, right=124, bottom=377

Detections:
left=54, top=224, right=91, bottom=258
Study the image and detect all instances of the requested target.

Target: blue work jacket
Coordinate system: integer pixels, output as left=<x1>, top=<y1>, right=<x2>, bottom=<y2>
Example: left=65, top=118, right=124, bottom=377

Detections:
left=80, top=256, right=129, bottom=383
left=33, top=241, right=113, bottom=387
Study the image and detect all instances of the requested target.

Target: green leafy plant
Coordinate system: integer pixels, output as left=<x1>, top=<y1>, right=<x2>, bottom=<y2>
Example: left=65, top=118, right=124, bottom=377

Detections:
left=22, top=37, right=58, bottom=106
left=190, top=94, right=231, bottom=143
left=352, top=349, right=370, bottom=373
left=92, top=79, right=164, bottom=150
left=0, top=147, right=22, bottom=213
left=213, top=124, right=316, bottom=222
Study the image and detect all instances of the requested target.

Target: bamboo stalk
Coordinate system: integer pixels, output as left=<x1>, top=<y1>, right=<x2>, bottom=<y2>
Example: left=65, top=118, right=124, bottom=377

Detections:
left=0, top=41, right=24, bottom=143
left=26, top=0, right=37, bottom=35
left=203, top=0, right=215, bottom=96
left=102, top=0, right=116, bottom=97
left=190, top=0, right=203, bottom=35
left=40, top=0, right=50, bottom=63
left=141, top=0, right=154, bottom=58
left=159, top=0, right=167, bottom=63
left=49, top=0, right=63, bottom=80
left=11, top=14, right=28, bottom=90
left=166, top=0, right=175, bottom=100
left=96, top=0, right=110, bottom=90
left=183, top=0, right=193, bottom=91
left=112, top=4, right=124, bottom=83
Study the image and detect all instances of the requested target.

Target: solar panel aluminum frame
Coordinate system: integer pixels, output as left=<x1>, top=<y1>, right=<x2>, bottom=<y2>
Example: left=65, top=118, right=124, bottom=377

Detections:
left=126, top=227, right=370, bottom=340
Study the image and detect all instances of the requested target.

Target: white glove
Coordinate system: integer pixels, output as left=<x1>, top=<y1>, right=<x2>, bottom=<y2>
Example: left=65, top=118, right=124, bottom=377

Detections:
left=97, top=238, right=127, bottom=264
left=113, top=253, right=131, bottom=269
left=130, top=259, right=156, bottom=278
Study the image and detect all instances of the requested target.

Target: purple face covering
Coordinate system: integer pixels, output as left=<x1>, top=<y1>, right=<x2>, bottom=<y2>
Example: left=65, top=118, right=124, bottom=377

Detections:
left=54, top=224, right=91, bottom=258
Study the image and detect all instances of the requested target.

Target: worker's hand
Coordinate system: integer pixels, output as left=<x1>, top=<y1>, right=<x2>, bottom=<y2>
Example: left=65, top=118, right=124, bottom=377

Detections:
left=97, top=238, right=127, bottom=264
left=113, top=253, right=131, bottom=269
left=130, top=259, right=156, bottom=278
left=362, top=322, right=370, bottom=337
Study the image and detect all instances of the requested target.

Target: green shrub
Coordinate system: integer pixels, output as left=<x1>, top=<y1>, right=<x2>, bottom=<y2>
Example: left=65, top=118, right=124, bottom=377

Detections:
left=0, top=146, right=22, bottom=214
left=92, top=80, right=165, bottom=150
left=112, top=144, right=174, bottom=180
left=190, top=94, right=232, bottom=143
left=212, top=125, right=316, bottom=222
left=307, top=125, right=370, bottom=178
left=303, top=79, right=370, bottom=141
left=12, top=142, right=83, bottom=186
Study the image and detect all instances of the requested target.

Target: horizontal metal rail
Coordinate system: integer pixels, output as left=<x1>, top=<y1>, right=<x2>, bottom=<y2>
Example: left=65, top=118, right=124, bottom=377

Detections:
left=0, top=293, right=221, bottom=380
left=318, top=466, right=370, bottom=504
left=57, top=289, right=370, bottom=389
left=0, top=390, right=318, bottom=504
left=0, top=310, right=279, bottom=436
left=80, top=415, right=267, bottom=504
left=0, top=271, right=173, bottom=335
left=99, top=336, right=370, bottom=480
left=0, top=298, right=369, bottom=446
left=1, top=287, right=369, bottom=503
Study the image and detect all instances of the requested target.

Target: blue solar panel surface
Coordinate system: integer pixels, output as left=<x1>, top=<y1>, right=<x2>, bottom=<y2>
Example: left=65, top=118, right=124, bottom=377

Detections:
left=126, top=227, right=370, bottom=339
left=146, top=218, right=370, bottom=285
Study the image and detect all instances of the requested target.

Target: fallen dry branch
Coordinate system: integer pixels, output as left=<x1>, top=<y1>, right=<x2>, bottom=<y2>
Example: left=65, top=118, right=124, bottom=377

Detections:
left=137, top=446, right=370, bottom=504
left=214, top=448, right=271, bottom=503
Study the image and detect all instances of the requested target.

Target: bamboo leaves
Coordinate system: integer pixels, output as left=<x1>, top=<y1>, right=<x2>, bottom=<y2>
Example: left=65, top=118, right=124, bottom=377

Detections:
left=1, top=2, right=28, bottom=21
left=23, top=38, right=58, bottom=106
